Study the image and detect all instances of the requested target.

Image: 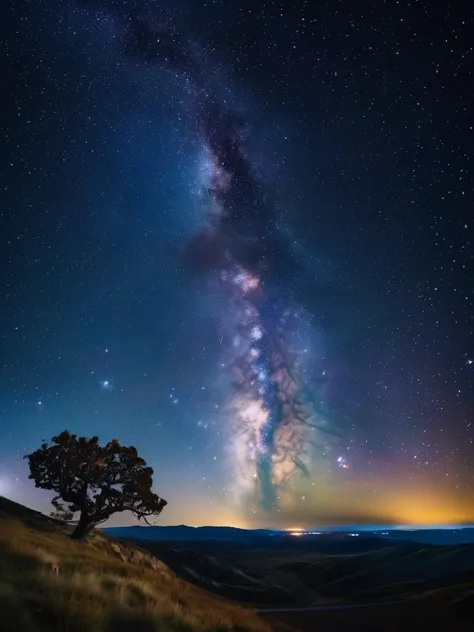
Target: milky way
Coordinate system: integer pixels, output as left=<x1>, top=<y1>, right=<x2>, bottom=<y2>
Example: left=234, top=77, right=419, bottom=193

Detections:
left=79, top=1, right=343, bottom=512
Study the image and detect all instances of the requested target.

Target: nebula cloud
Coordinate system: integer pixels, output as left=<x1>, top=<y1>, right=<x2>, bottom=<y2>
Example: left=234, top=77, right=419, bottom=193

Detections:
left=80, top=1, right=343, bottom=513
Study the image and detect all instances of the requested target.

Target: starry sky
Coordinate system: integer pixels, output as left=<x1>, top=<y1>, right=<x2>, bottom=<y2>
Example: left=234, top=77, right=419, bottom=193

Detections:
left=1, top=0, right=473, bottom=529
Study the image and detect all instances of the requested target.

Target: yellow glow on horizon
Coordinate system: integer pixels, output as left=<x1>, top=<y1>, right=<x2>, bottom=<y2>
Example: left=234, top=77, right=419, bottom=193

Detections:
left=251, top=475, right=474, bottom=530
left=384, top=488, right=474, bottom=526
left=148, top=469, right=474, bottom=530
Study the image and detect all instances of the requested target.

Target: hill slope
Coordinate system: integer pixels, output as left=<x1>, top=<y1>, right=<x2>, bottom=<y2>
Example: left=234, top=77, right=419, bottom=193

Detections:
left=280, top=543, right=474, bottom=600
left=111, top=530, right=474, bottom=606
left=0, top=496, right=270, bottom=632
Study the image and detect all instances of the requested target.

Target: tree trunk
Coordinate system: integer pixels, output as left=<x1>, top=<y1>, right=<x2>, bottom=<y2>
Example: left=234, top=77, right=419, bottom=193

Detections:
left=71, top=513, right=91, bottom=539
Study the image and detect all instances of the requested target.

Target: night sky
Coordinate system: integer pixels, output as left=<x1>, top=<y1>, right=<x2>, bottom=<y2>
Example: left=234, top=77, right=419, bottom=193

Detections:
left=1, top=0, right=473, bottom=529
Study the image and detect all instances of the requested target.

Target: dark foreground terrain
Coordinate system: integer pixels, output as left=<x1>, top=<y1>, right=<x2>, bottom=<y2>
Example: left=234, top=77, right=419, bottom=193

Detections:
left=2, top=496, right=474, bottom=631
left=107, top=524, right=474, bottom=631
left=261, top=599, right=474, bottom=632
left=107, top=525, right=474, bottom=607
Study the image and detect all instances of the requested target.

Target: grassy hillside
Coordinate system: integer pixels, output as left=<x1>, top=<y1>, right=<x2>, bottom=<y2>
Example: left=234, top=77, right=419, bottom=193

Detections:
left=0, top=496, right=270, bottom=632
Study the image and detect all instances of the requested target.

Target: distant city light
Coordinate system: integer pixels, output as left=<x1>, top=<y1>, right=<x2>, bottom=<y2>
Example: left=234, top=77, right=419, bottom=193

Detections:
left=287, top=529, right=323, bottom=537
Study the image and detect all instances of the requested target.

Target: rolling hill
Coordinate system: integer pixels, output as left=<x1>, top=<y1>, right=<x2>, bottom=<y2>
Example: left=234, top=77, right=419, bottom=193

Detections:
left=106, top=525, right=474, bottom=607
left=0, top=496, right=270, bottom=632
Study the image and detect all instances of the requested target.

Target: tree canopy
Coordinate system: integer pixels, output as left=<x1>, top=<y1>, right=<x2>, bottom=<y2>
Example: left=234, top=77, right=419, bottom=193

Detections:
left=25, top=431, right=167, bottom=539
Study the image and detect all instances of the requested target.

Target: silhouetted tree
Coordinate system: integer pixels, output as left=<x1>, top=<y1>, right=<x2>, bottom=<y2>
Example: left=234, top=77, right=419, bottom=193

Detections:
left=25, top=431, right=167, bottom=539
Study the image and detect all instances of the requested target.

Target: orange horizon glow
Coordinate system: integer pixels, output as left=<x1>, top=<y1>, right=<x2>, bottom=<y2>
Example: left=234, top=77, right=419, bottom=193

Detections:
left=99, top=471, right=474, bottom=530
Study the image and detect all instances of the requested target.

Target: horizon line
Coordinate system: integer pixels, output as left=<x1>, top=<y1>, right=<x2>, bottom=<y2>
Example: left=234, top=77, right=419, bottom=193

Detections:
left=102, top=523, right=474, bottom=531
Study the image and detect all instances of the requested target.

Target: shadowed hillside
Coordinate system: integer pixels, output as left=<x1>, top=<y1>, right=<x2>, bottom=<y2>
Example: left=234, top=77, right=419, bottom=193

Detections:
left=0, top=496, right=270, bottom=632
left=279, top=544, right=474, bottom=600
left=110, top=527, right=474, bottom=607
left=128, top=543, right=308, bottom=606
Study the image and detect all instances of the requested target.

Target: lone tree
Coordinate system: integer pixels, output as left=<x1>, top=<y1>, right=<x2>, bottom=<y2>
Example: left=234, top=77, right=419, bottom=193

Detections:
left=25, top=431, right=167, bottom=539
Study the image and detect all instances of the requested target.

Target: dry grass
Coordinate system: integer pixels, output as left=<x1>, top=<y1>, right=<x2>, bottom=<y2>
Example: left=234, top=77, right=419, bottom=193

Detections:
left=0, top=499, right=270, bottom=632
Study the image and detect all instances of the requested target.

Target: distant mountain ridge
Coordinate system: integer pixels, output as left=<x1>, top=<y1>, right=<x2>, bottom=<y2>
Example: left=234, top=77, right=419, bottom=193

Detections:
left=103, top=524, right=474, bottom=546
left=102, top=524, right=281, bottom=542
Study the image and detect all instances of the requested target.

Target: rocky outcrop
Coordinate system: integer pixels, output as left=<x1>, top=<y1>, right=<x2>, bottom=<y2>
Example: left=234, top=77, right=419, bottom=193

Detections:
left=93, top=534, right=172, bottom=576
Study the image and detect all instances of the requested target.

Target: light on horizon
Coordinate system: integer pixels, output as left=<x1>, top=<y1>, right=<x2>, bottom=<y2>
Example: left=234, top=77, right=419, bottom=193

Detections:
left=287, top=527, right=304, bottom=532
